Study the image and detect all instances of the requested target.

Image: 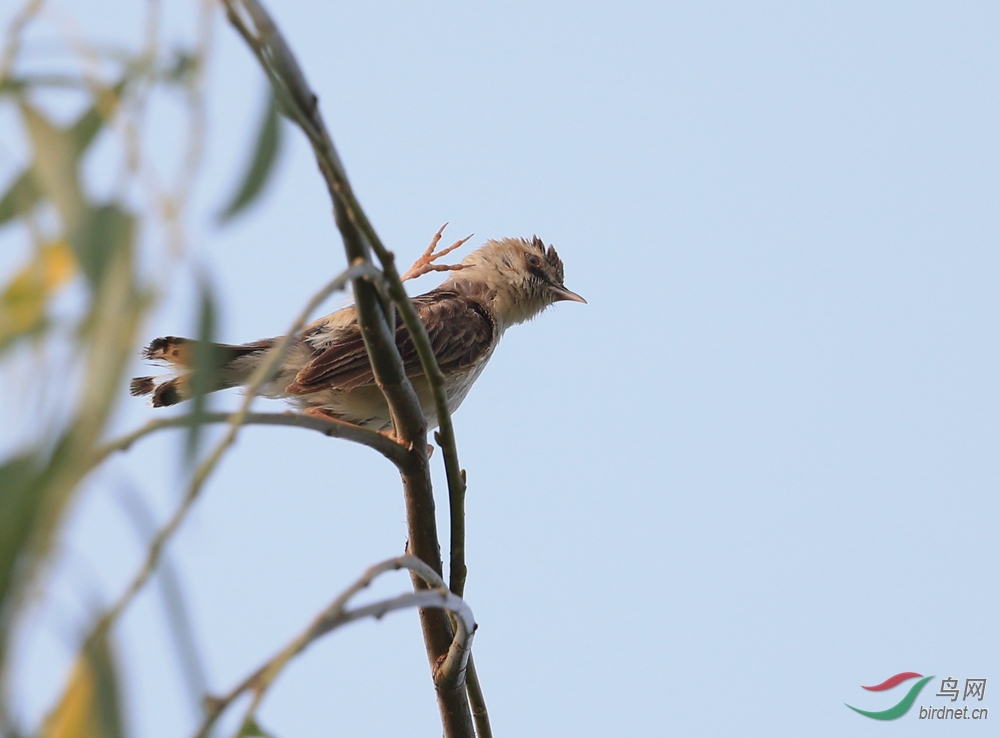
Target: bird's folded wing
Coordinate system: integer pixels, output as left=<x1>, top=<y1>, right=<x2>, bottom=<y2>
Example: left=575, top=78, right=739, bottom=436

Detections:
left=286, top=290, right=495, bottom=394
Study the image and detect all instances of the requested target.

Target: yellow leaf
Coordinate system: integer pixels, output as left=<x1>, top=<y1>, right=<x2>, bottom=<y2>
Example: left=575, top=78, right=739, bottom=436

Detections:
left=40, top=239, right=76, bottom=289
left=10, top=240, right=75, bottom=292
left=41, top=636, right=123, bottom=738
left=40, top=657, right=95, bottom=738
left=0, top=240, right=76, bottom=346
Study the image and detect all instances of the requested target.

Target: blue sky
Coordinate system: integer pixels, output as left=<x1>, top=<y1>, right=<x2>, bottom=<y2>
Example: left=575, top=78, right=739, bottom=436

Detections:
left=2, top=2, right=998, bottom=736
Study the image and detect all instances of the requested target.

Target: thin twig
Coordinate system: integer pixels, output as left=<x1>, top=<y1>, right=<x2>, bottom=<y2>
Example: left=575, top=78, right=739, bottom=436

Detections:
left=117, top=487, right=208, bottom=716
left=357, top=230, right=472, bottom=609
left=91, top=410, right=409, bottom=468
left=465, top=656, right=492, bottom=738
left=0, top=0, right=44, bottom=84
left=190, top=556, right=476, bottom=738
left=86, top=260, right=377, bottom=646
left=173, top=0, right=214, bottom=216
left=225, top=1, right=466, bottom=499
left=224, top=1, right=427, bottom=440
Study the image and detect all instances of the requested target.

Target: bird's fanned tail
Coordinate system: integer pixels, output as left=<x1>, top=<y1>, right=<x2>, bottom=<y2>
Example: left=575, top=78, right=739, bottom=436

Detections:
left=130, top=336, right=276, bottom=407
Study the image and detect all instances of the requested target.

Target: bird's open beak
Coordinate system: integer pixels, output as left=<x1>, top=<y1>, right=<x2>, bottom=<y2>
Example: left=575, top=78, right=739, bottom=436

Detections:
left=550, top=285, right=587, bottom=304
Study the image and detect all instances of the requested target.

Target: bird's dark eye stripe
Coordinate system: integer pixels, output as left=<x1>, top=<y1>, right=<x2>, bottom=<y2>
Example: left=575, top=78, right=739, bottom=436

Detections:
left=527, top=263, right=549, bottom=281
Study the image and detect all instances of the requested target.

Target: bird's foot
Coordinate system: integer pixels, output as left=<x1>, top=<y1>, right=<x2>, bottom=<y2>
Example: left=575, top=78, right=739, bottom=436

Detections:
left=376, top=430, right=435, bottom=459
left=304, top=406, right=338, bottom=421
left=303, top=408, right=433, bottom=458
left=401, top=223, right=473, bottom=282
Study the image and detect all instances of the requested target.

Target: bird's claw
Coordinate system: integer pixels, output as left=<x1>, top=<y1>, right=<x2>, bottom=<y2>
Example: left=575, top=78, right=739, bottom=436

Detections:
left=401, top=223, right=473, bottom=282
left=375, top=429, right=435, bottom=459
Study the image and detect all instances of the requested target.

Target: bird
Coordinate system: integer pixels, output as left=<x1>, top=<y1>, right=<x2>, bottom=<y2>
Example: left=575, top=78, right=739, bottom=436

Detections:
left=130, top=235, right=585, bottom=430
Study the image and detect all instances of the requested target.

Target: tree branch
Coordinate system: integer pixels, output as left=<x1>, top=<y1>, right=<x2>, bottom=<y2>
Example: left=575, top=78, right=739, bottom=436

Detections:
left=465, top=655, right=493, bottom=738
left=191, top=556, right=476, bottom=738
left=84, top=260, right=376, bottom=647
left=221, top=2, right=479, bottom=734
left=91, top=410, right=410, bottom=468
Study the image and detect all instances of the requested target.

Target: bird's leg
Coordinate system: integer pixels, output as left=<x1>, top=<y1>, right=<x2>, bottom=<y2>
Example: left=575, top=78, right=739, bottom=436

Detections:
left=304, top=407, right=433, bottom=456
left=303, top=407, right=380, bottom=436
left=400, top=223, right=473, bottom=282
left=304, top=407, right=340, bottom=421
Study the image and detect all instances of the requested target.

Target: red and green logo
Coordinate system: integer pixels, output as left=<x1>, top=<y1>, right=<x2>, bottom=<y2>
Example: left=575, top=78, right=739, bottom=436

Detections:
left=846, top=672, right=934, bottom=720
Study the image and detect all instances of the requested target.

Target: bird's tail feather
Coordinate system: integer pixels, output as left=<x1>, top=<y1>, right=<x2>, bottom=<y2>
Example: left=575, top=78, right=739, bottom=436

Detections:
left=130, top=336, right=276, bottom=407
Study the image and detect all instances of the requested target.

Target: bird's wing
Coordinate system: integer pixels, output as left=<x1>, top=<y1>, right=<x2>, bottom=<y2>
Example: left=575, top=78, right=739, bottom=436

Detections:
left=286, top=290, right=495, bottom=394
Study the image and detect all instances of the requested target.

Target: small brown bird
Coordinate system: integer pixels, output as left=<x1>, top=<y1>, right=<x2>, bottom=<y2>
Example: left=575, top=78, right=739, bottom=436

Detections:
left=130, top=236, right=585, bottom=430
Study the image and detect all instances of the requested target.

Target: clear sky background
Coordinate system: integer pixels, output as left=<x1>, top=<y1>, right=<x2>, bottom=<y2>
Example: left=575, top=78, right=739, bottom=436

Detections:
left=2, top=1, right=998, bottom=736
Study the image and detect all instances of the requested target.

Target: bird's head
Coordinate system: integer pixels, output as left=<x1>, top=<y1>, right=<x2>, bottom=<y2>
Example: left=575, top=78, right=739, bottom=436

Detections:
left=444, top=236, right=586, bottom=329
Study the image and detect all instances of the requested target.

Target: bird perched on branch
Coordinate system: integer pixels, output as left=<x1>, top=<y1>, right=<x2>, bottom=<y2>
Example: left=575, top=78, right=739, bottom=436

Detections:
left=130, top=233, right=585, bottom=430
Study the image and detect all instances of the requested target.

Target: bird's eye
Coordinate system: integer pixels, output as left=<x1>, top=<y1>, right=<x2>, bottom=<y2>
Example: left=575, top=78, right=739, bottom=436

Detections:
left=526, top=254, right=542, bottom=268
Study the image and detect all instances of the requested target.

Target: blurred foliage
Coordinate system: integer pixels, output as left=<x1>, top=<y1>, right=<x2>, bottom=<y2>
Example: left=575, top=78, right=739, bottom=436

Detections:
left=0, top=1, right=286, bottom=735
left=217, top=88, right=283, bottom=223
left=0, top=239, right=74, bottom=349
left=39, top=634, right=123, bottom=738
left=238, top=717, right=277, bottom=738
left=185, top=276, right=220, bottom=464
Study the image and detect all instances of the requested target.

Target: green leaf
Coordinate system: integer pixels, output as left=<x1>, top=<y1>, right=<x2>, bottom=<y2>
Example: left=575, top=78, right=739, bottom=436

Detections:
left=185, top=277, right=220, bottom=463
left=0, top=453, right=44, bottom=630
left=239, top=717, right=277, bottom=738
left=69, top=80, right=126, bottom=156
left=217, top=86, right=283, bottom=223
left=165, top=50, right=200, bottom=86
left=0, top=202, right=141, bottom=655
left=0, top=171, right=41, bottom=227
left=0, top=76, right=22, bottom=96
left=74, top=202, right=142, bottom=433
left=71, top=203, right=134, bottom=289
